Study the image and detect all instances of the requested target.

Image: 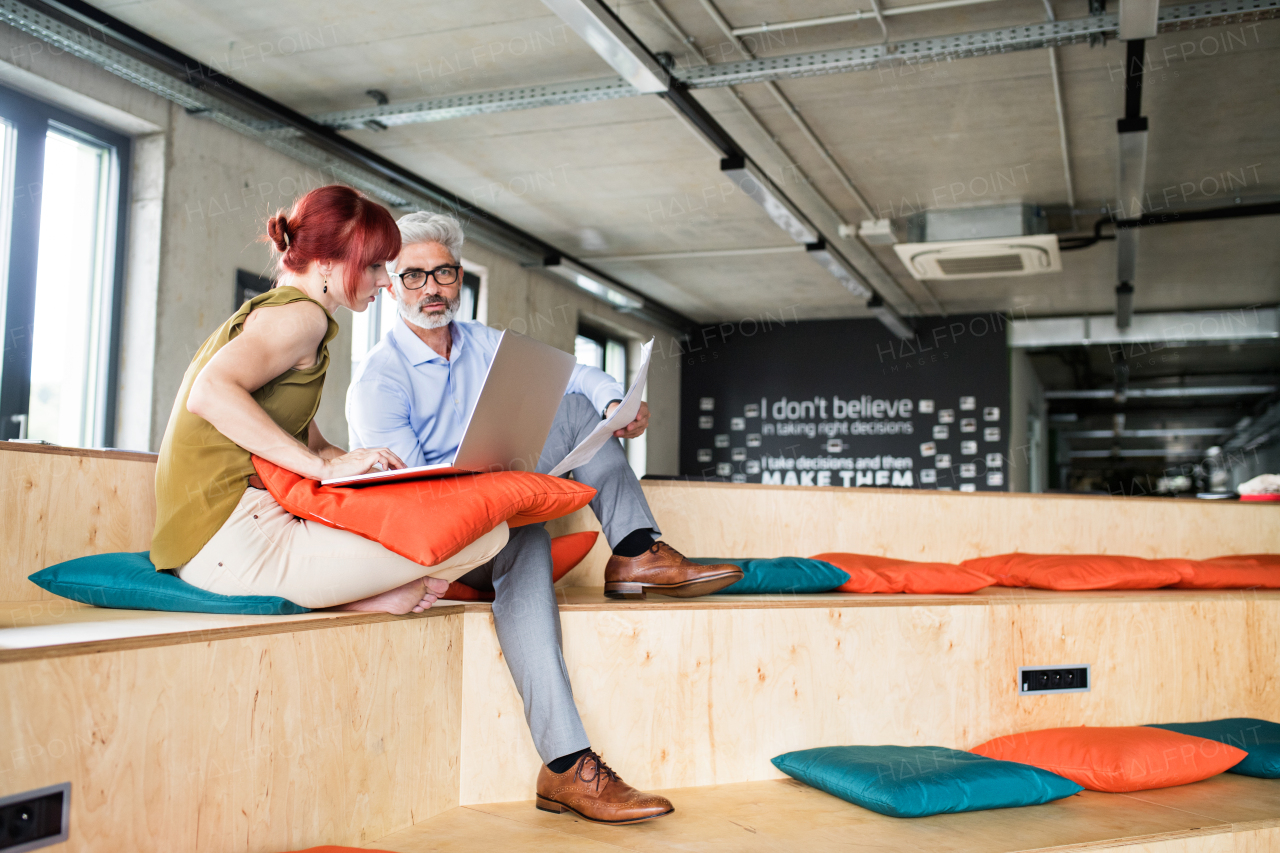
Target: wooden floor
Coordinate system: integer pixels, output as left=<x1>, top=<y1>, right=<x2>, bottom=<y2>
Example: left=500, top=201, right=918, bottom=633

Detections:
left=369, top=774, right=1280, bottom=853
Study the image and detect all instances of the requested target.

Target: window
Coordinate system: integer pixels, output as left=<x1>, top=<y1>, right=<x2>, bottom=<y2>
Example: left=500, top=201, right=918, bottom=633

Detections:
left=575, top=326, right=626, bottom=386
left=0, top=85, right=129, bottom=447
left=236, top=269, right=272, bottom=310
left=352, top=265, right=481, bottom=364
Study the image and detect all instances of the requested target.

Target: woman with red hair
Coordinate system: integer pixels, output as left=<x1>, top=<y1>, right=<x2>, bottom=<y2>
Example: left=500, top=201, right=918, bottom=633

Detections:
left=150, top=186, right=507, bottom=613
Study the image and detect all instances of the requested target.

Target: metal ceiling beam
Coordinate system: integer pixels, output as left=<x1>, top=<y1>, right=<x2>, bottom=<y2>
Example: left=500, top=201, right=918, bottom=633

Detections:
left=1046, top=386, right=1277, bottom=400
left=680, top=0, right=1278, bottom=88
left=314, top=77, right=639, bottom=130
left=729, top=0, right=1005, bottom=37
left=0, top=0, right=693, bottom=333
left=585, top=245, right=804, bottom=262
left=540, top=0, right=670, bottom=93
left=1063, top=428, right=1228, bottom=437
left=313, top=0, right=1280, bottom=127
left=1114, top=35, right=1149, bottom=329
left=1009, top=307, right=1280, bottom=348
left=694, top=0, right=920, bottom=316
left=538, top=0, right=915, bottom=337
left=1068, top=448, right=1207, bottom=458
left=1223, top=397, right=1280, bottom=452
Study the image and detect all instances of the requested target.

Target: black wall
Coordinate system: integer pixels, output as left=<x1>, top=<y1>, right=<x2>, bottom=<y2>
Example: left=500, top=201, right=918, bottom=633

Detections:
left=679, top=314, right=1012, bottom=491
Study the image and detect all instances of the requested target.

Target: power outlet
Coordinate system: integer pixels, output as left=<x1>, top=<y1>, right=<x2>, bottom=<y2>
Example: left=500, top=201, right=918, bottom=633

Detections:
left=1019, top=665, right=1090, bottom=695
left=0, top=783, right=69, bottom=852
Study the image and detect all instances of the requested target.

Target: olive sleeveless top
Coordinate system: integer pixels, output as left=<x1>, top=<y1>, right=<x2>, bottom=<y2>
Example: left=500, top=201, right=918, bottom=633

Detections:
left=150, top=286, right=339, bottom=570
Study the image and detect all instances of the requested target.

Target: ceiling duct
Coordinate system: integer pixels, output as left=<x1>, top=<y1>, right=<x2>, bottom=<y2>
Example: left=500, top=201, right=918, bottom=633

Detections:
left=892, top=204, right=1062, bottom=280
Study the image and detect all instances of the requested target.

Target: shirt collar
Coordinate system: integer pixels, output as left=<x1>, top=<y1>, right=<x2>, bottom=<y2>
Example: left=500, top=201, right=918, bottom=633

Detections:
left=389, top=317, right=463, bottom=366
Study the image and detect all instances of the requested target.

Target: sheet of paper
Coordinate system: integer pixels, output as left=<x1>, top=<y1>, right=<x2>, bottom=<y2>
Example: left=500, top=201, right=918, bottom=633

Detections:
left=548, top=338, right=653, bottom=478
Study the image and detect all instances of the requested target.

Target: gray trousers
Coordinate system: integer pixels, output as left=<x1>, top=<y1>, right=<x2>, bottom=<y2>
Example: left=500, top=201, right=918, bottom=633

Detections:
left=456, top=393, right=660, bottom=762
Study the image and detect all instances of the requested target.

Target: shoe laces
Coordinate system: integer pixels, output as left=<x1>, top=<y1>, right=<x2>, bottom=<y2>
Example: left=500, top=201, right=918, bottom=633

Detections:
left=575, top=751, right=620, bottom=792
left=651, top=541, right=680, bottom=558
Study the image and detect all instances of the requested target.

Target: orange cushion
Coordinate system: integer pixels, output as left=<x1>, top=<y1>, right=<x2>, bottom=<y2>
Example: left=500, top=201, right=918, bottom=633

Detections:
left=971, top=726, right=1247, bottom=792
left=442, top=581, right=492, bottom=602
left=551, top=530, right=599, bottom=582
left=443, top=532, right=600, bottom=601
left=1173, top=555, right=1280, bottom=589
left=960, top=553, right=1192, bottom=590
left=812, top=553, right=993, bottom=594
left=252, top=457, right=596, bottom=568
left=1210, top=554, right=1280, bottom=567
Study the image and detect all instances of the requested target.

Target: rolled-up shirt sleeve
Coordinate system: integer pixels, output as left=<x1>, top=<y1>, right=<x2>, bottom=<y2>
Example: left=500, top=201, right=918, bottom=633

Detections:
left=346, top=378, right=425, bottom=469
left=567, top=363, right=626, bottom=414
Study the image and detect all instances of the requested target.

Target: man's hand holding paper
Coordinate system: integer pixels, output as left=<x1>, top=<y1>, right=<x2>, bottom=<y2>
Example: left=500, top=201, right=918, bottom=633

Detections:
left=607, top=401, right=649, bottom=439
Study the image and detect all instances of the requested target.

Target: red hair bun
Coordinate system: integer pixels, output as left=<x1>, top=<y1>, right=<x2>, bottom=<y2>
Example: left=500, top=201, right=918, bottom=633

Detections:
left=263, top=186, right=400, bottom=301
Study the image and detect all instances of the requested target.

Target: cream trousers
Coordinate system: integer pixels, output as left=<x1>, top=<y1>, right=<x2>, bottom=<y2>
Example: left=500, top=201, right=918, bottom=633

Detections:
left=177, top=487, right=509, bottom=609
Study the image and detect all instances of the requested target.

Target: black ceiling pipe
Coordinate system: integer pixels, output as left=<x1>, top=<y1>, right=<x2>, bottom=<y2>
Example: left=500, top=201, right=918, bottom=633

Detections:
left=1058, top=200, right=1280, bottom=250
left=1119, top=200, right=1280, bottom=228
left=1115, top=282, right=1135, bottom=333
left=1122, top=38, right=1146, bottom=122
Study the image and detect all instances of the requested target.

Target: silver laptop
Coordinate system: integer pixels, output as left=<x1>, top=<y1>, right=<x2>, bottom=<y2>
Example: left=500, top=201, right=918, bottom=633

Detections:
left=323, top=331, right=576, bottom=486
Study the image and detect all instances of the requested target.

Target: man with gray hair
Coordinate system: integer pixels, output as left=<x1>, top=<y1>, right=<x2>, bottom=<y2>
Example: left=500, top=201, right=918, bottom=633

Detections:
left=346, top=211, right=741, bottom=824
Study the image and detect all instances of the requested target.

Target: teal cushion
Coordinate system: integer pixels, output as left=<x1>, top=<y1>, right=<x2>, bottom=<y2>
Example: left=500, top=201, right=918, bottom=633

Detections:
left=691, top=557, right=849, bottom=594
left=29, top=552, right=310, bottom=615
left=1147, top=719, right=1280, bottom=778
left=772, top=745, right=1083, bottom=818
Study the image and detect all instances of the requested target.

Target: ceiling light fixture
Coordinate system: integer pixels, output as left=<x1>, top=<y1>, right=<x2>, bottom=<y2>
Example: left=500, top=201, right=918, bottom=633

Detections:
left=805, top=239, right=872, bottom=299
left=540, top=0, right=670, bottom=93
left=720, top=156, right=820, bottom=244
left=542, top=255, right=645, bottom=311
left=867, top=294, right=914, bottom=340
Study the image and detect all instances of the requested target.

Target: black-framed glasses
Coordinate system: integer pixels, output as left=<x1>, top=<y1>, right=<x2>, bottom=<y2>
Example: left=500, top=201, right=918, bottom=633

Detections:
left=394, top=264, right=461, bottom=289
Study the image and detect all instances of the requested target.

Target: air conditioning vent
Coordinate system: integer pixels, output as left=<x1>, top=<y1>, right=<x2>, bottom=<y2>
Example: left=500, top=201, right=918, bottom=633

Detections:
left=893, top=235, right=1062, bottom=280
left=936, top=254, right=1026, bottom=275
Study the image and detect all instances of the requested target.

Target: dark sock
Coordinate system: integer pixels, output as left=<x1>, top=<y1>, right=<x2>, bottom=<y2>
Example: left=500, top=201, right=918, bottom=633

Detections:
left=612, top=528, right=658, bottom=558
left=548, top=747, right=591, bottom=774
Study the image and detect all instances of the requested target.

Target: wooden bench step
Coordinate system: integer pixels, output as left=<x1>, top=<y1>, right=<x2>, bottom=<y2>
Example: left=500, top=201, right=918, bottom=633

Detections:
left=4, top=586, right=1278, bottom=849
left=454, top=587, right=1280, bottom=804
left=371, top=774, right=1280, bottom=853
left=0, top=599, right=466, bottom=662
left=1, top=607, right=465, bottom=851
left=7, top=585, right=1272, bottom=663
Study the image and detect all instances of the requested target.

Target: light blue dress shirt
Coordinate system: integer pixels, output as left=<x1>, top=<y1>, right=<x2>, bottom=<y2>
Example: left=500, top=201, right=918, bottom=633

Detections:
left=347, top=318, right=625, bottom=468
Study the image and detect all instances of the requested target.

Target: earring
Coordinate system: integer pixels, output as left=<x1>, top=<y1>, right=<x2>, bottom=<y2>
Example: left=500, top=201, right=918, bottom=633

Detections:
left=322, top=277, right=328, bottom=294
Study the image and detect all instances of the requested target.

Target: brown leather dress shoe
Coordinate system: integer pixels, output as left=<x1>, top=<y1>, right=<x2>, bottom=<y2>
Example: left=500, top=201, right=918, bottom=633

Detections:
left=535, top=751, right=673, bottom=824
left=604, top=541, right=744, bottom=599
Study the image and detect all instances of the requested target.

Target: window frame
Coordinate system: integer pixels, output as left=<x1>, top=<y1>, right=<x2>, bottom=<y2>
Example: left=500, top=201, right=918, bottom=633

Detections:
left=236, top=268, right=273, bottom=310
left=0, top=83, right=131, bottom=446
left=575, top=322, right=628, bottom=386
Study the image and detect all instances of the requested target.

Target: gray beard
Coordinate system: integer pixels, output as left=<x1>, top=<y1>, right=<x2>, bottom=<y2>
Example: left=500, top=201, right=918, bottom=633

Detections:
left=399, top=294, right=459, bottom=330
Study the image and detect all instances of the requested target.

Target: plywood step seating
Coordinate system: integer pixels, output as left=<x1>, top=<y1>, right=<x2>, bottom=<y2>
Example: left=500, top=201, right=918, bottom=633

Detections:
left=7, top=588, right=1280, bottom=851
left=373, top=774, right=1280, bottom=853
left=3, top=441, right=1279, bottom=852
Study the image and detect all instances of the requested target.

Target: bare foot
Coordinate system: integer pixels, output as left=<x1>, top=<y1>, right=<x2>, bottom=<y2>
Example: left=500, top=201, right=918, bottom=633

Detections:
left=333, top=576, right=450, bottom=615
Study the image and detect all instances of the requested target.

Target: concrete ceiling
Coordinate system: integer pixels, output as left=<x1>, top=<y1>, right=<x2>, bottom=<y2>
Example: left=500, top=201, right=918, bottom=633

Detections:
left=95, top=0, right=1280, bottom=325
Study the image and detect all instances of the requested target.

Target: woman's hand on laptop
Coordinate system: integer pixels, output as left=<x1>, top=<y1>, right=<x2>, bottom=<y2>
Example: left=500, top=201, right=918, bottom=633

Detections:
left=317, top=447, right=406, bottom=480
left=608, top=401, right=650, bottom=439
